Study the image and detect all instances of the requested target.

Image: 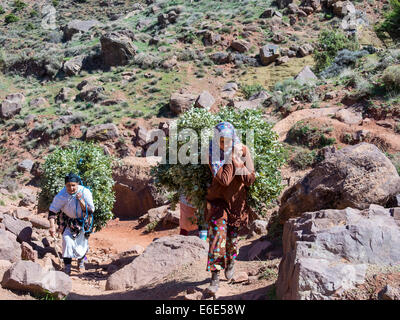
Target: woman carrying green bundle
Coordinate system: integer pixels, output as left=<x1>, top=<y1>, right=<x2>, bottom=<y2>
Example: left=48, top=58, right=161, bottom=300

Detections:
left=205, top=122, right=256, bottom=294
left=48, top=172, right=95, bottom=276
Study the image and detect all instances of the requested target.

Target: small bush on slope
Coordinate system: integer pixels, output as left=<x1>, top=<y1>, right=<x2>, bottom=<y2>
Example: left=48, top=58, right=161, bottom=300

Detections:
left=314, top=30, right=359, bottom=73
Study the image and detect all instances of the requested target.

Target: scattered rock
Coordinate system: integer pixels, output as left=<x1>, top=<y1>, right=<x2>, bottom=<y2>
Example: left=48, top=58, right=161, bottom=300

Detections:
left=29, top=97, right=49, bottom=108
left=170, top=92, right=197, bottom=115
left=162, top=208, right=180, bottom=227
left=298, top=43, right=313, bottom=57
left=101, top=32, right=137, bottom=67
left=17, top=160, right=34, bottom=173
left=288, top=3, right=299, bottom=13
left=28, top=216, right=50, bottom=229
left=250, top=220, right=269, bottom=235
left=55, top=87, right=74, bottom=103
left=21, top=242, right=38, bottom=262
left=276, top=55, right=289, bottom=65
left=77, top=85, right=106, bottom=103
left=63, top=55, right=85, bottom=76
left=0, top=260, right=12, bottom=280
left=230, top=40, right=251, bottom=53
left=14, top=208, right=32, bottom=220
left=334, top=108, right=363, bottom=125
left=332, top=0, right=356, bottom=18
left=63, top=19, right=101, bottom=41
left=106, top=235, right=208, bottom=290
left=294, top=66, right=317, bottom=84
left=232, top=271, right=248, bottom=283
left=203, top=31, right=221, bottom=46
left=0, top=229, right=21, bottom=263
left=0, top=100, right=22, bottom=119
left=195, top=91, right=215, bottom=110
left=1, top=260, right=71, bottom=299
left=2, top=215, right=32, bottom=243
left=259, top=45, right=280, bottom=66
left=248, top=240, right=273, bottom=260
left=86, top=123, right=119, bottom=141
left=378, top=285, right=400, bottom=300
left=279, top=143, right=400, bottom=223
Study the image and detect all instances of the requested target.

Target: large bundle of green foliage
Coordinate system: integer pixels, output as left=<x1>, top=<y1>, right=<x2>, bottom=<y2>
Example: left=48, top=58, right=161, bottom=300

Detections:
left=151, top=107, right=287, bottom=226
left=39, top=140, right=116, bottom=231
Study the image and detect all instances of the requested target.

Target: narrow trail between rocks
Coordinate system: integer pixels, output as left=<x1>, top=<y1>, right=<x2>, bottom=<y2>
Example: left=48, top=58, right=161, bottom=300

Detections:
left=64, top=219, right=278, bottom=300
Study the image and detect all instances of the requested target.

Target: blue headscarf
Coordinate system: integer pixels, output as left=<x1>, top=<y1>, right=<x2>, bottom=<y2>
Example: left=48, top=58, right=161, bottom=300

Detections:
left=209, top=122, right=241, bottom=176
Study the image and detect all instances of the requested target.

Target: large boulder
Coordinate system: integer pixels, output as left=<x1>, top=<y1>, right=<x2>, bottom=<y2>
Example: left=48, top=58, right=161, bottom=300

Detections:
left=0, top=100, right=22, bottom=119
left=100, top=32, right=137, bottom=67
left=77, top=85, right=106, bottom=103
left=85, top=123, right=119, bottom=141
left=63, top=19, right=101, bottom=41
left=279, top=143, right=400, bottom=223
left=194, top=91, right=215, bottom=110
left=2, top=215, right=32, bottom=243
left=332, top=1, right=356, bottom=18
left=294, top=66, right=317, bottom=84
left=169, top=93, right=197, bottom=115
left=0, top=229, right=21, bottom=263
left=63, top=55, right=86, bottom=76
left=276, top=205, right=400, bottom=300
left=230, top=40, right=251, bottom=53
left=259, top=45, right=280, bottom=66
left=112, top=156, right=165, bottom=219
left=105, top=235, right=207, bottom=290
left=1, top=260, right=71, bottom=299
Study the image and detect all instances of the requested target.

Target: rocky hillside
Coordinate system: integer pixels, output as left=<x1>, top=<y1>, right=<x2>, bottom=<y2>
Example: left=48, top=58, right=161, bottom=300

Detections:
left=0, top=0, right=400, bottom=300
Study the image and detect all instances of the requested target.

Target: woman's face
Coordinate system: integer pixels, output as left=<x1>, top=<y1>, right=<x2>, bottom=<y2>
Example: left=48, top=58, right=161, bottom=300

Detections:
left=66, top=182, right=79, bottom=195
left=219, top=137, right=232, bottom=151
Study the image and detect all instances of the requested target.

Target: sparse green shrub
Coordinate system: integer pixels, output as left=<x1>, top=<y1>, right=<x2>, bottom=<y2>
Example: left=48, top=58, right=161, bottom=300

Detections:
left=320, top=49, right=370, bottom=79
left=25, top=22, right=34, bottom=31
left=271, top=78, right=318, bottom=110
left=376, top=0, right=400, bottom=39
left=0, top=6, right=5, bottom=14
left=241, top=83, right=265, bottom=99
left=5, top=13, right=19, bottom=24
left=314, top=30, right=359, bottom=73
left=290, top=149, right=317, bottom=170
left=38, top=140, right=116, bottom=231
left=13, top=0, right=26, bottom=11
left=382, top=65, right=400, bottom=92
left=286, top=121, right=336, bottom=149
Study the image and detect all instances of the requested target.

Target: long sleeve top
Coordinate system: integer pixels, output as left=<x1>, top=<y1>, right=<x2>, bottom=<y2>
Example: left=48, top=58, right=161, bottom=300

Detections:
left=49, top=185, right=95, bottom=220
left=205, top=145, right=256, bottom=228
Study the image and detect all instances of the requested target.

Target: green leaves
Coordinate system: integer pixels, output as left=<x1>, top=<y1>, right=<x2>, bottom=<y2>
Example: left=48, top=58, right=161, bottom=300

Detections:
left=38, top=140, right=116, bottom=232
left=151, top=107, right=287, bottom=222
